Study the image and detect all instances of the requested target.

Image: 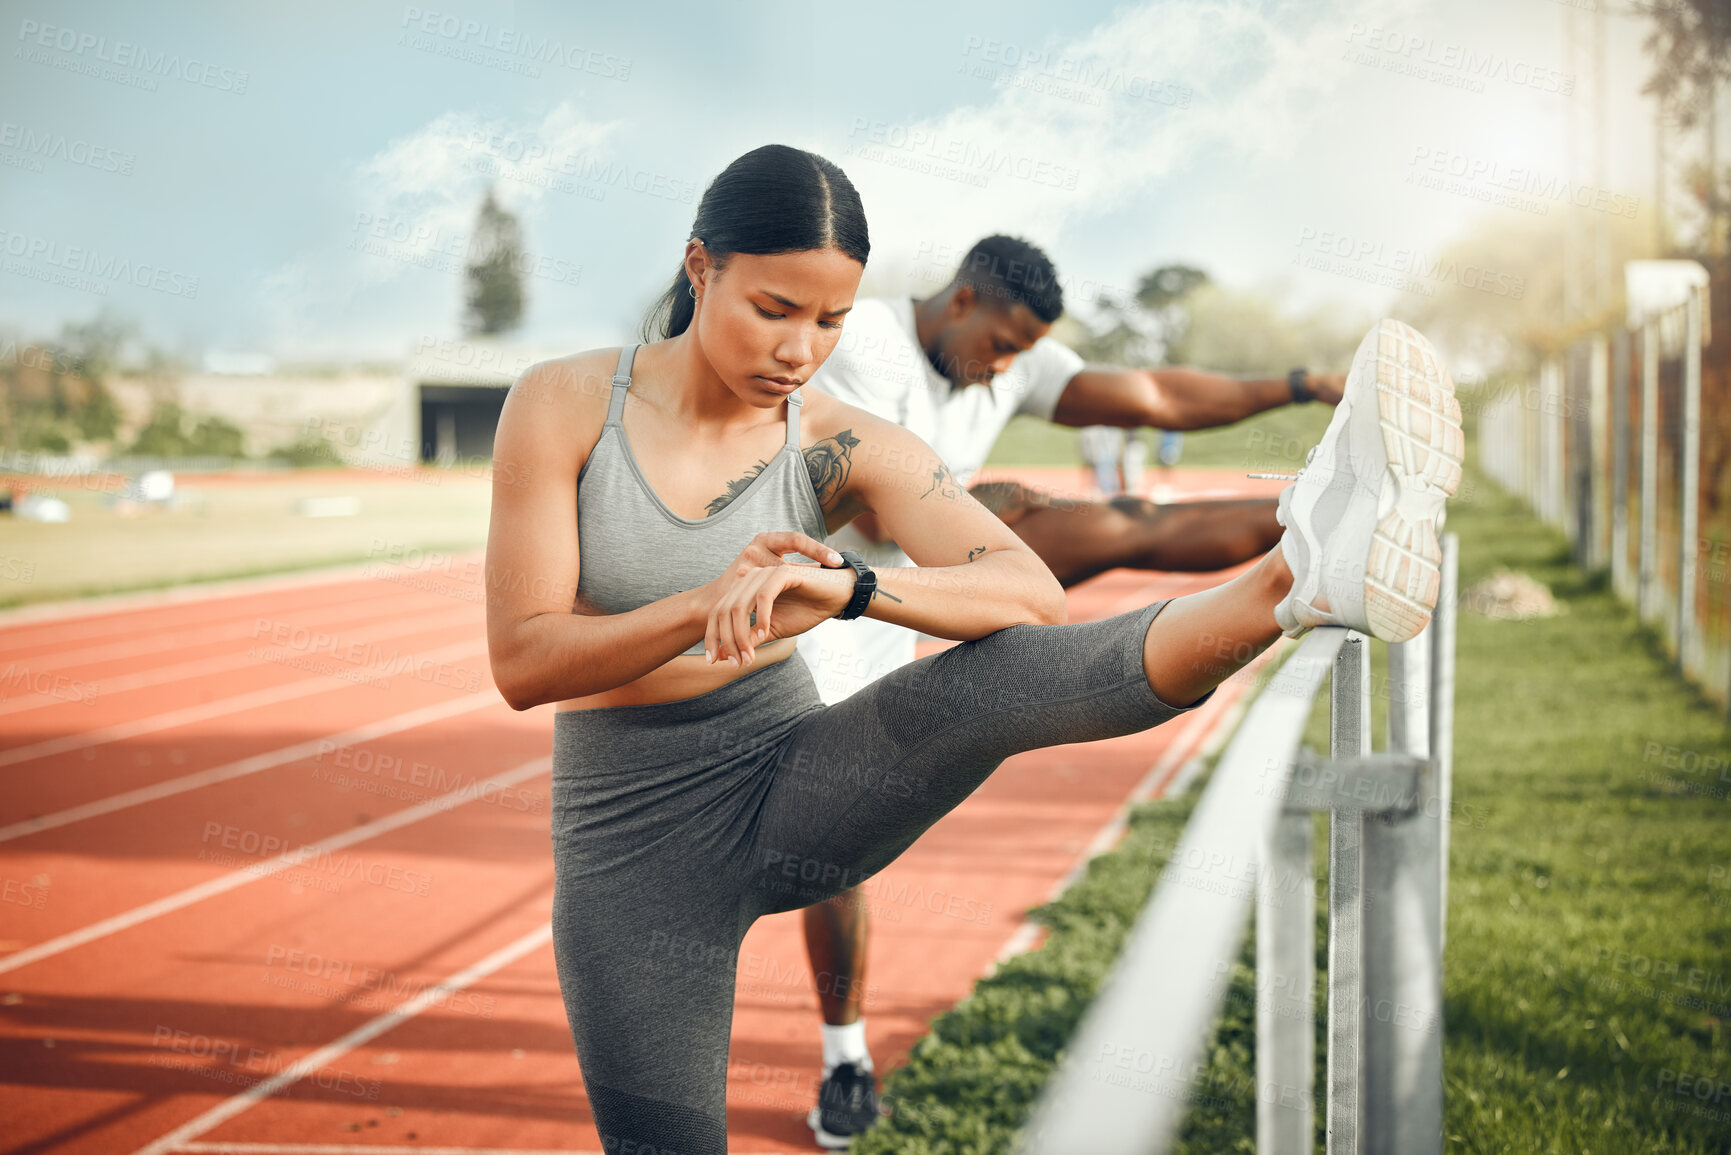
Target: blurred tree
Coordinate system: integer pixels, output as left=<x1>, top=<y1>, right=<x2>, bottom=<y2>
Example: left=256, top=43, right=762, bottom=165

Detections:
left=1062, top=264, right=1211, bottom=367
left=266, top=434, right=346, bottom=468
left=1062, top=263, right=1366, bottom=376
left=126, top=402, right=246, bottom=458
left=1394, top=209, right=1653, bottom=372
left=1639, top=0, right=1731, bottom=258
left=1179, top=281, right=1367, bottom=375
left=1135, top=264, right=1211, bottom=364
left=464, top=186, right=526, bottom=336
left=56, top=311, right=135, bottom=384
left=0, top=310, right=132, bottom=453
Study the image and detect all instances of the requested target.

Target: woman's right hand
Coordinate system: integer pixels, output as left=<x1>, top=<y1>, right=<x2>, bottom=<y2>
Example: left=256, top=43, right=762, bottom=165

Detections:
left=698, top=531, right=850, bottom=667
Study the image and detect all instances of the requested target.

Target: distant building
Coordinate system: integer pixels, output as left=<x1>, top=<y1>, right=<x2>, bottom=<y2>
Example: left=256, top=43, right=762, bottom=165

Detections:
left=406, top=337, right=563, bottom=465
left=109, top=338, right=566, bottom=467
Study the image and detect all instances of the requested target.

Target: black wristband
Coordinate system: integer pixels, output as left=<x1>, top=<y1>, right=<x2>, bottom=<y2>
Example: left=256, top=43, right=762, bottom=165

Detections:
left=1288, top=367, right=1312, bottom=404
left=834, top=551, right=877, bottom=620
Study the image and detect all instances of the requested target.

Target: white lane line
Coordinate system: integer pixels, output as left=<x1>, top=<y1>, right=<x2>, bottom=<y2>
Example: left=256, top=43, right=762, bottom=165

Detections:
left=0, top=608, right=480, bottom=719
left=0, top=552, right=471, bottom=630
left=169, top=1149, right=788, bottom=1155
left=0, top=640, right=488, bottom=768
left=0, top=756, right=550, bottom=977
left=0, top=693, right=499, bottom=844
left=132, top=922, right=556, bottom=1155
left=0, top=582, right=407, bottom=657
left=175, top=1147, right=606, bottom=1155
left=988, top=643, right=1282, bottom=968
left=12, top=591, right=442, bottom=676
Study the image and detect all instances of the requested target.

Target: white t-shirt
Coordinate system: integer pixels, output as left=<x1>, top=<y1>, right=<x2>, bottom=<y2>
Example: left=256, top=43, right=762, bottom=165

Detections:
left=795, top=296, right=1084, bottom=705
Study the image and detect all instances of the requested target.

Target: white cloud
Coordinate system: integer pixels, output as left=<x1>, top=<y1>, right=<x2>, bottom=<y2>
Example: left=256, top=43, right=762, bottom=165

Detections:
left=258, top=100, right=619, bottom=359
left=835, top=0, right=1398, bottom=295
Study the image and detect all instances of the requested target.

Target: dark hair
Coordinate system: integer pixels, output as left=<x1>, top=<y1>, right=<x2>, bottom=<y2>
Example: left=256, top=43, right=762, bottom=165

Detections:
left=641, top=144, right=870, bottom=341
left=952, top=234, right=1064, bottom=323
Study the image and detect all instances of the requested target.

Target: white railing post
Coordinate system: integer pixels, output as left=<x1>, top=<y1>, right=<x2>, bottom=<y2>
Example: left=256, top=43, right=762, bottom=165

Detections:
left=1589, top=336, right=1610, bottom=568
left=1325, top=633, right=1369, bottom=1155
left=1679, top=288, right=1702, bottom=675
left=1360, top=626, right=1444, bottom=1155
left=1432, top=536, right=1459, bottom=955
left=1258, top=779, right=1316, bottom=1152
left=1611, top=328, right=1631, bottom=599
left=1639, top=319, right=1659, bottom=623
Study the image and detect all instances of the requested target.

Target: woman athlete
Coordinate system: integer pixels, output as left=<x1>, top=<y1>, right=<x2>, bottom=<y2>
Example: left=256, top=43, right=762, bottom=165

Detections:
left=484, top=143, right=1462, bottom=1154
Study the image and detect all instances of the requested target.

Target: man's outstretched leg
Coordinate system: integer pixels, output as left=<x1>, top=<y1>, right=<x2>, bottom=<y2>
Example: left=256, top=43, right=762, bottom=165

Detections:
left=969, top=480, right=1284, bottom=587
left=802, top=889, right=876, bottom=1148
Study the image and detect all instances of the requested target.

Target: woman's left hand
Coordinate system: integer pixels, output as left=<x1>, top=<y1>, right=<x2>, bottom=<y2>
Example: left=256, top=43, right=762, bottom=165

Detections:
left=704, top=561, right=856, bottom=667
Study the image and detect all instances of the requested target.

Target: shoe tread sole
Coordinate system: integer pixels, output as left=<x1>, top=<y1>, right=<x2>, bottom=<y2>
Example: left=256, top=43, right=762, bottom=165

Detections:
left=1364, top=320, right=1464, bottom=642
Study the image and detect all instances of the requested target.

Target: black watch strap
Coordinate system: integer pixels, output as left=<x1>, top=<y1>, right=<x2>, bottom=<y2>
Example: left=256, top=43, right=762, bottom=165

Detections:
left=835, top=551, right=877, bottom=620
left=1288, top=367, right=1312, bottom=404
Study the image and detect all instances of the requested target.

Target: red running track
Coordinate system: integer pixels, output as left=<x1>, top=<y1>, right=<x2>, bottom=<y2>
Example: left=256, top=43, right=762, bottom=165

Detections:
left=0, top=467, right=1285, bottom=1154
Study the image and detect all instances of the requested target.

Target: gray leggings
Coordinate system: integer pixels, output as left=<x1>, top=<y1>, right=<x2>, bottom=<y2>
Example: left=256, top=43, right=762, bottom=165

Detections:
left=549, top=598, right=1205, bottom=1154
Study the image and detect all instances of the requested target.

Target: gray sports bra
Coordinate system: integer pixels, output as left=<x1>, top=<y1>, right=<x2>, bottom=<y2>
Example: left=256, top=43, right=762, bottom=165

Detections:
left=574, top=344, right=830, bottom=656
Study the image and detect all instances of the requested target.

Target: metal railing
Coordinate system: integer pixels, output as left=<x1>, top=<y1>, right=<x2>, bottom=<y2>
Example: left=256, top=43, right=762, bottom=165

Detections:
left=1014, top=534, right=1459, bottom=1155
left=1479, top=273, right=1725, bottom=709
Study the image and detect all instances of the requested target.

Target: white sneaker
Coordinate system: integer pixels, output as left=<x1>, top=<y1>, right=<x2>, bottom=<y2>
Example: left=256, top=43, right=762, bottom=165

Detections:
left=1273, top=319, right=1463, bottom=643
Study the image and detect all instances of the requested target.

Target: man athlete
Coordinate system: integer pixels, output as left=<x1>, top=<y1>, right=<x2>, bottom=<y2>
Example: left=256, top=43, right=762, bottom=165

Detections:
left=792, top=233, right=1346, bottom=1145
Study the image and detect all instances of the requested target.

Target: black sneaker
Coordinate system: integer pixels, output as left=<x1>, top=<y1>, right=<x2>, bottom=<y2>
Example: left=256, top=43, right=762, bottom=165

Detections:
left=806, top=1061, right=879, bottom=1149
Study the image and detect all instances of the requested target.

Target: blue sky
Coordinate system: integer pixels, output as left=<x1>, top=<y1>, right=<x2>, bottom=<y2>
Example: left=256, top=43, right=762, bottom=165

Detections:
left=0, top=0, right=1659, bottom=364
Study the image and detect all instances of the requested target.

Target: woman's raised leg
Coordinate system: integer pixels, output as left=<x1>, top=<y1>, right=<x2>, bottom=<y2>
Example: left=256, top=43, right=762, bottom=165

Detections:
left=748, top=317, right=1462, bottom=913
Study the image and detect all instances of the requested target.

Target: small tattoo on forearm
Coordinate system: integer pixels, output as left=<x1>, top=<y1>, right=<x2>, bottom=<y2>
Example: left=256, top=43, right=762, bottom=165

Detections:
left=966, top=545, right=987, bottom=562
left=922, top=461, right=964, bottom=501
left=871, top=587, right=903, bottom=604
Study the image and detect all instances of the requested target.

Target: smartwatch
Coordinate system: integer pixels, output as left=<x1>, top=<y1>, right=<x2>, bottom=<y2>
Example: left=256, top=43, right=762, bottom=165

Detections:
left=834, top=550, right=877, bottom=620
left=1288, top=368, right=1312, bottom=404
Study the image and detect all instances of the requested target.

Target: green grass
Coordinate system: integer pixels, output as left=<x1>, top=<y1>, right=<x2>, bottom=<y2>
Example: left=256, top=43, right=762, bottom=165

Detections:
left=984, top=406, right=1336, bottom=473
left=857, top=430, right=1731, bottom=1154
left=9, top=404, right=1332, bottom=609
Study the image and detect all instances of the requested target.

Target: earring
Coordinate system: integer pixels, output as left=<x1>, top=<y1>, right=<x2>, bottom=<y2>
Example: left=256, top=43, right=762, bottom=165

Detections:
left=688, top=284, right=698, bottom=301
